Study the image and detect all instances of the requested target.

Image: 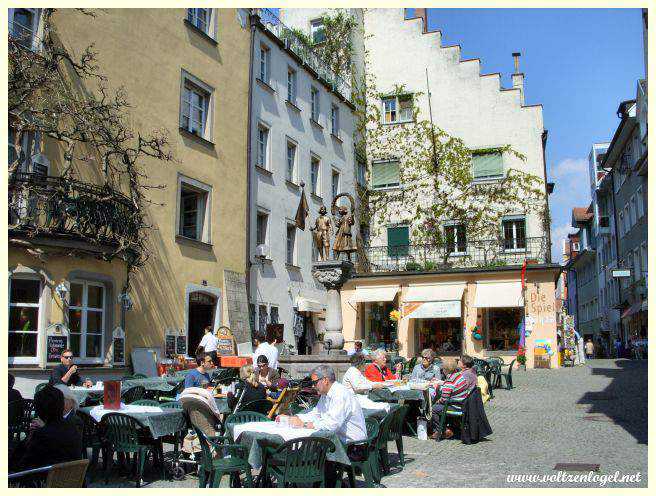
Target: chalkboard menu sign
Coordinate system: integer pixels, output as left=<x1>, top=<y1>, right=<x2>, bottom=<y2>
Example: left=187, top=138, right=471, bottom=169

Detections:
left=113, top=337, right=125, bottom=364
left=47, top=334, right=68, bottom=362
left=165, top=335, right=176, bottom=358
left=216, top=326, right=236, bottom=356
left=176, top=335, right=187, bottom=356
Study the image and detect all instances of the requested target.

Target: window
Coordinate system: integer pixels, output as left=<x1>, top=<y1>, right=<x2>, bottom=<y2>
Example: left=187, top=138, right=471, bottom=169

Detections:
left=311, top=87, right=320, bottom=122
left=286, top=140, right=297, bottom=182
left=331, top=104, right=340, bottom=137
left=180, top=72, right=213, bottom=141
left=387, top=225, right=409, bottom=257
left=259, top=44, right=271, bottom=84
left=68, top=281, right=105, bottom=360
left=186, top=8, right=216, bottom=39
left=382, top=95, right=413, bottom=124
left=619, top=211, right=625, bottom=237
left=357, top=159, right=367, bottom=187
left=9, top=277, right=40, bottom=358
left=636, top=186, right=644, bottom=218
left=472, top=151, right=504, bottom=180
left=258, top=304, right=268, bottom=334
left=331, top=169, right=340, bottom=202
left=286, top=223, right=296, bottom=265
left=502, top=217, right=526, bottom=250
left=10, top=8, right=40, bottom=50
left=270, top=306, right=279, bottom=324
left=8, top=127, right=44, bottom=173
left=287, top=67, right=297, bottom=103
left=310, top=19, right=326, bottom=44
left=256, top=124, right=269, bottom=169
left=256, top=210, right=268, bottom=246
left=310, top=155, right=320, bottom=196
left=177, top=176, right=212, bottom=243
left=371, top=161, right=400, bottom=189
left=634, top=248, right=641, bottom=283
left=444, top=223, right=467, bottom=254
left=629, top=195, right=636, bottom=226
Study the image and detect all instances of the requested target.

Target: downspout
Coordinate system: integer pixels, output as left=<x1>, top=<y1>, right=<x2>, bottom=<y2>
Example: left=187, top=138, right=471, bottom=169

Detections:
left=244, top=10, right=256, bottom=337
left=541, top=130, right=552, bottom=263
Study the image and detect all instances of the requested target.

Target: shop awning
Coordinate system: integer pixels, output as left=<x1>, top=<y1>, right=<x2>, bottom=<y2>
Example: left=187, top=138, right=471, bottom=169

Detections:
left=405, top=300, right=462, bottom=319
left=296, top=297, right=325, bottom=313
left=351, top=285, right=399, bottom=303
left=404, top=283, right=465, bottom=302
left=621, top=301, right=642, bottom=319
left=473, top=281, right=523, bottom=308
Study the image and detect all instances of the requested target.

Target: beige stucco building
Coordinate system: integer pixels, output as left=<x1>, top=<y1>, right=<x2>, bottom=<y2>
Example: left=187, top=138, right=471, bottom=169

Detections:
left=8, top=8, right=251, bottom=375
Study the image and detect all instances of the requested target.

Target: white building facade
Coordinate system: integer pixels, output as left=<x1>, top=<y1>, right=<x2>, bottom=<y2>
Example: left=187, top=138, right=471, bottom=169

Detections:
left=248, top=12, right=356, bottom=352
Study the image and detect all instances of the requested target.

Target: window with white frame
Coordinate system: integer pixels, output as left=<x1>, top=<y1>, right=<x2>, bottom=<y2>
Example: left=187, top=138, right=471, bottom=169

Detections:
left=259, top=44, right=271, bottom=84
left=9, top=277, right=40, bottom=358
left=311, top=87, right=320, bottom=122
left=186, top=8, right=217, bottom=39
left=502, top=217, right=526, bottom=250
left=9, top=8, right=40, bottom=50
left=286, top=140, right=297, bottom=182
left=636, top=186, right=644, bottom=218
left=287, top=67, right=297, bottom=104
left=444, top=223, right=467, bottom=254
left=310, top=19, right=326, bottom=44
left=630, top=195, right=637, bottom=226
left=256, top=124, right=270, bottom=169
left=178, top=176, right=212, bottom=243
left=180, top=72, right=213, bottom=141
left=286, top=223, right=296, bottom=265
left=68, top=281, right=105, bottom=360
left=382, top=94, right=413, bottom=124
left=331, top=104, right=340, bottom=137
left=256, top=210, right=268, bottom=246
left=331, top=168, right=340, bottom=203
left=310, top=155, right=320, bottom=196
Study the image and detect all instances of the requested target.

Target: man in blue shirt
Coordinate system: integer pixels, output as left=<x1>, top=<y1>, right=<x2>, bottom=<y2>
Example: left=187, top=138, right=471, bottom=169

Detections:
left=184, top=353, right=215, bottom=389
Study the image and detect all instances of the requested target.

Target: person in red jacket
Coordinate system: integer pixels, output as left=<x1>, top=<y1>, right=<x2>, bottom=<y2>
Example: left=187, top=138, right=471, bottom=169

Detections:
left=364, top=350, right=402, bottom=382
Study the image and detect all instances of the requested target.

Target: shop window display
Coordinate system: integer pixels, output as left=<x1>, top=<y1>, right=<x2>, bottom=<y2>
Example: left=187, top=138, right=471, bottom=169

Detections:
left=364, top=302, right=397, bottom=351
left=417, top=318, right=462, bottom=354
left=485, top=307, right=522, bottom=351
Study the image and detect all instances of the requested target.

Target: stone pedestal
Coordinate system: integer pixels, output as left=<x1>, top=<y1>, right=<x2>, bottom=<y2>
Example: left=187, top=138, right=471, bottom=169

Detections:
left=311, top=260, right=354, bottom=352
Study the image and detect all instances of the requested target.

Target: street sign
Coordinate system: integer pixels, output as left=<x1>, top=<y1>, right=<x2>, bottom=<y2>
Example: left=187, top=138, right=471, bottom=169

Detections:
left=612, top=269, right=631, bottom=278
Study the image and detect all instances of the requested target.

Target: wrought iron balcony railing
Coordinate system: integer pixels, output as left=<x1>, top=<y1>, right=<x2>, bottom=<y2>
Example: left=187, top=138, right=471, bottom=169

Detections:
left=357, top=236, right=549, bottom=274
left=255, top=8, right=353, bottom=102
left=8, top=172, right=140, bottom=251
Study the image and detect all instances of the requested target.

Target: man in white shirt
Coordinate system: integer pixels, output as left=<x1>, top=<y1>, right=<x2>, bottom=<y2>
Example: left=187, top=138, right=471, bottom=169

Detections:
left=252, top=329, right=279, bottom=371
left=279, top=365, right=366, bottom=443
left=198, top=326, right=219, bottom=366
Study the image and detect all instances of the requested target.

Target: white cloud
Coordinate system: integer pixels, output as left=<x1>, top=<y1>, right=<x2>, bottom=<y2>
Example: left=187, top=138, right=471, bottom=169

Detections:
left=551, top=157, right=589, bottom=180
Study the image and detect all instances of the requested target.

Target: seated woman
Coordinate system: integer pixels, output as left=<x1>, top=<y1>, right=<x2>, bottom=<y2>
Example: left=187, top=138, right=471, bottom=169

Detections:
left=228, top=364, right=267, bottom=411
left=255, top=355, right=280, bottom=390
left=342, top=353, right=390, bottom=412
left=364, top=349, right=402, bottom=382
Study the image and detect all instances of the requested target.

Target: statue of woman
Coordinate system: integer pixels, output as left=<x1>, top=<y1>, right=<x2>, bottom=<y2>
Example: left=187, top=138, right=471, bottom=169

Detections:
left=331, top=193, right=357, bottom=261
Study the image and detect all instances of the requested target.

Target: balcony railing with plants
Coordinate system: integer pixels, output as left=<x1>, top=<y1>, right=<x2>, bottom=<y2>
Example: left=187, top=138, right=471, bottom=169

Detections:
left=255, top=8, right=352, bottom=102
left=357, top=236, right=550, bottom=274
left=8, top=172, right=140, bottom=254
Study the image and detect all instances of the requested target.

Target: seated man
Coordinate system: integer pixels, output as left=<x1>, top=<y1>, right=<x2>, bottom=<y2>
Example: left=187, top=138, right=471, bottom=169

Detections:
left=278, top=365, right=366, bottom=443
left=364, top=350, right=402, bottom=382
left=16, top=384, right=83, bottom=471
left=9, top=373, right=23, bottom=423
left=49, top=350, right=93, bottom=387
left=183, top=352, right=215, bottom=389
left=429, top=358, right=476, bottom=440
left=411, top=348, right=442, bottom=382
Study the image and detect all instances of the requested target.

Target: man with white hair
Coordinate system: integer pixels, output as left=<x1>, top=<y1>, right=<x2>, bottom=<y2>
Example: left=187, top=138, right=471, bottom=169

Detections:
left=277, top=365, right=366, bottom=443
left=54, top=384, right=83, bottom=437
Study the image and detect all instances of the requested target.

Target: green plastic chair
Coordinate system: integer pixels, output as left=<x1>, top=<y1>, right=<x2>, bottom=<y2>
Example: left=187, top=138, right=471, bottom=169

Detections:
left=434, top=397, right=466, bottom=441
left=159, top=401, right=182, bottom=409
left=261, top=436, right=336, bottom=488
left=224, top=411, right=271, bottom=440
left=34, top=382, right=49, bottom=396
left=121, top=386, right=146, bottom=404
left=131, top=399, right=160, bottom=407
left=374, top=405, right=409, bottom=479
left=343, top=417, right=380, bottom=487
left=496, top=359, right=516, bottom=390
left=237, top=399, right=273, bottom=416
left=100, top=412, right=163, bottom=488
left=193, top=425, right=252, bottom=487
left=132, top=373, right=147, bottom=379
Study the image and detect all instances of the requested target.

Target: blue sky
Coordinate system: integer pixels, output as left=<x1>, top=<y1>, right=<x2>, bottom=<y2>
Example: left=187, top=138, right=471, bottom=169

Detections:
left=416, top=8, right=645, bottom=262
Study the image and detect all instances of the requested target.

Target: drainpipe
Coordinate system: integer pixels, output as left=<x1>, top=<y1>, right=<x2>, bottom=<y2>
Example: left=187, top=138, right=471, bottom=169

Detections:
left=606, top=167, right=623, bottom=341
left=244, top=10, right=256, bottom=336
left=541, top=130, right=552, bottom=263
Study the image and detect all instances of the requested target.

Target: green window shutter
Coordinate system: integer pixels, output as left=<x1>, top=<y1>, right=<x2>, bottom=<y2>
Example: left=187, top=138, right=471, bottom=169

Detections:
left=472, top=152, right=503, bottom=179
left=371, top=161, right=400, bottom=188
left=387, top=226, right=409, bottom=257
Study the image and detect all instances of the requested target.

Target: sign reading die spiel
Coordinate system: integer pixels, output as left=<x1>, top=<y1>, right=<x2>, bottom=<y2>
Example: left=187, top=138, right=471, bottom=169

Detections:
left=216, top=326, right=236, bottom=356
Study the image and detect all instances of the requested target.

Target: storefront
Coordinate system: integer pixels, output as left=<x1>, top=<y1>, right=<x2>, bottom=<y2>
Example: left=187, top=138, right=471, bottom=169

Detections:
left=341, top=265, right=560, bottom=369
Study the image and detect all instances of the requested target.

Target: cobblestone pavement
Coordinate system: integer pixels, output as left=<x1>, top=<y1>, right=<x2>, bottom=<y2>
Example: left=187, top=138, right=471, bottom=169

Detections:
left=89, top=359, right=647, bottom=488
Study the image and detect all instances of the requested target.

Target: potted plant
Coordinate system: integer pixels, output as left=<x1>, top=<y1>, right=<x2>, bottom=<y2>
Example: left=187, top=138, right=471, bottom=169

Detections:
left=517, top=346, right=527, bottom=370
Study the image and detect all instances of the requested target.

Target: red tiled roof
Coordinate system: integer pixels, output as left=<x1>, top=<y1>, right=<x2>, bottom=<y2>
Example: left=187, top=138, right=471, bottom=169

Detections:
left=572, top=206, right=593, bottom=222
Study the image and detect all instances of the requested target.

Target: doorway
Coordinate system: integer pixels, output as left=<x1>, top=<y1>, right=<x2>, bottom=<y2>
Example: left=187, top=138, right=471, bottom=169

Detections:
left=187, top=291, right=217, bottom=355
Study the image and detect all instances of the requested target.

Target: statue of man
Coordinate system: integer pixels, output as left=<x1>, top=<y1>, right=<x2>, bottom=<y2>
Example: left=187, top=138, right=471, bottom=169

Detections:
left=333, top=205, right=357, bottom=261
left=310, top=205, right=332, bottom=261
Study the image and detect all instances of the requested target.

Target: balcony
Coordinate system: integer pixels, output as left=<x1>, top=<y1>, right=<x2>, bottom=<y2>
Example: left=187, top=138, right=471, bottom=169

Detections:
left=357, top=236, right=549, bottom=274
left=8, top=172, right=139, bottom=256
left=255, top=8, right=352, bottom=102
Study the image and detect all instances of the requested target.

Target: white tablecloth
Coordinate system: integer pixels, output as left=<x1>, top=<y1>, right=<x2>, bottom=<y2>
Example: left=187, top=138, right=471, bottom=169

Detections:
left=70, top=385, right=104, bottom=393
left=355, top=394, right=390, bottom=412
left=233, top=421, right=317, bottom=443
left=88, top=403, right=163, bottom=422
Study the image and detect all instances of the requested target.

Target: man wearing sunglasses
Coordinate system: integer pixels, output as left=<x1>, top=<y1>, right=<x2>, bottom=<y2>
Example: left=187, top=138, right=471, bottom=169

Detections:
left=49, top=350, right=93, bottom=387
left=276, top=365, right=366, bottom=443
